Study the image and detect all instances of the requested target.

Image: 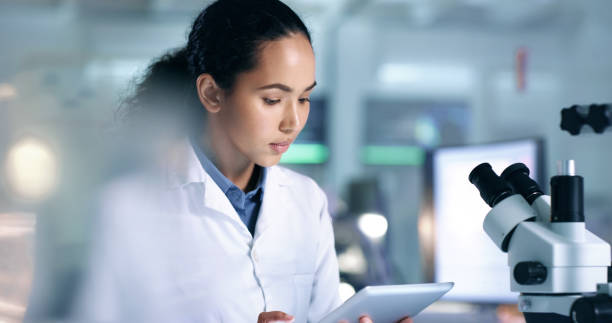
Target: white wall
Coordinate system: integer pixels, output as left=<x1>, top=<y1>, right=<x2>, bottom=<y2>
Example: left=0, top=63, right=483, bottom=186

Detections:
left=327, top=13, right=612, bottom=199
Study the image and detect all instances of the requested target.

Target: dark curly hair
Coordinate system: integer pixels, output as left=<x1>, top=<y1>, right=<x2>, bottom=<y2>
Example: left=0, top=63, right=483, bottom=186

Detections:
left=118, top=0, right=312, bottom=135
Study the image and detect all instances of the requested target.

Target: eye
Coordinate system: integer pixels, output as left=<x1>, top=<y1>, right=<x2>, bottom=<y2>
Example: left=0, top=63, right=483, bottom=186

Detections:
left=263, top=98, right=281, bottom=105
left=298, top=97, right=311, bottom=104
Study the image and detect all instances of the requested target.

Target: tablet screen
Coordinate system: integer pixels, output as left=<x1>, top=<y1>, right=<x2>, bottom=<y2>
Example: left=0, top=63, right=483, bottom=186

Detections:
left=319, top=282, right=453, bottom=323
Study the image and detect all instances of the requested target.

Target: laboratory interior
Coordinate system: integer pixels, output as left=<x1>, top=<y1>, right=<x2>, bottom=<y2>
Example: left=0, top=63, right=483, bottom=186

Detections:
left=1, top=0, right=612, bottom=322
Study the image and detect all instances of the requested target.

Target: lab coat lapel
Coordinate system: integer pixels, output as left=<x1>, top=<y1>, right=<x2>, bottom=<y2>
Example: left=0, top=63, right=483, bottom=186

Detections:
left=165, top=138, right=244, bottom=227
left=202, top=175, right=237, bottom=216
left=196, top=164, right=247, bottom=230
left=253, top=166, right=291, bottom=240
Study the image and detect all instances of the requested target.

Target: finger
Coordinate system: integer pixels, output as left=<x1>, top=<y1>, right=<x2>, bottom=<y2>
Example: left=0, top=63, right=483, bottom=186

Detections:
left=258, top=311, right=295, bottom=323
left=359, top=315, right=373, bottom=323
left=398, top=317, right=413, bottom=323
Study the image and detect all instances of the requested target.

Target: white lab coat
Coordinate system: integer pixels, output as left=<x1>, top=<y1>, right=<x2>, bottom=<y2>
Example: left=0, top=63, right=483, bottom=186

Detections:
left=66, top=140, right=341, bottom=323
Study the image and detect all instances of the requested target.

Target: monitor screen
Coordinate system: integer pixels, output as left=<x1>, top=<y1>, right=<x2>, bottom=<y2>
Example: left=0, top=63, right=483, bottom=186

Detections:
left=424, top=138, right=544, bottom=303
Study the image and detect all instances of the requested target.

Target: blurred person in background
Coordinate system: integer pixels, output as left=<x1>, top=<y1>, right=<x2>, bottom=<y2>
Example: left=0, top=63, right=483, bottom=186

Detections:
left=24, top=0, right=411, bottom=322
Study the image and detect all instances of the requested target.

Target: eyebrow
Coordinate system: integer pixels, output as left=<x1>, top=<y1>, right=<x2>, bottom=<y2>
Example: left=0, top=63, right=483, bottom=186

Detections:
left=256, top=81, right=317, bottom=93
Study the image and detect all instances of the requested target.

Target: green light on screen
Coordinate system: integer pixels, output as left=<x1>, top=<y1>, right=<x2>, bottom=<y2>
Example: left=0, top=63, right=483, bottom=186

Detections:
left=362, top=145, right=425, bottom=166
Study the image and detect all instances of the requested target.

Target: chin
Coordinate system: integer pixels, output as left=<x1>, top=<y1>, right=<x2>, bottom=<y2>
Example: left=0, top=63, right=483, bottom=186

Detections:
left=255, top=155, right=282, bottom=168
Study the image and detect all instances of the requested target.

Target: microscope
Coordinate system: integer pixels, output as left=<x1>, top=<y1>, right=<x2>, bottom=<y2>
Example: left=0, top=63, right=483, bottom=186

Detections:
left=467, top=104, right=612, bottom=323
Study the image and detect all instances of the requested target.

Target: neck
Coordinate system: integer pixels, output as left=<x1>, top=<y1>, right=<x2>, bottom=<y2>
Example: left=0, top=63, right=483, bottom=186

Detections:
left=198, top=120, right=255, bottom=192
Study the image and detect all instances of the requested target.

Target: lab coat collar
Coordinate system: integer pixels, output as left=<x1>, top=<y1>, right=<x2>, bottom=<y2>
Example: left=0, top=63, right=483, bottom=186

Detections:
left=165, top=137, right=289, bottom=189
left=164, top=138, right=291, bottom=239
left=164, top=138, right=208, bottom=189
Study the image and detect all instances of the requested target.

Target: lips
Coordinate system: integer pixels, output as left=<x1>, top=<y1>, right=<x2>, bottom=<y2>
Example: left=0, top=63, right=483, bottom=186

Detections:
left=270, top=141, right=291, bottom=154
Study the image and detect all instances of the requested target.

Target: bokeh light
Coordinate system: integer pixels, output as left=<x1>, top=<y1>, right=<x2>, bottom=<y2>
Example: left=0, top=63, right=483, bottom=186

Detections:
left=357, top=213, right=388, bottom=240
left=4, top=137, right=58, bottom=201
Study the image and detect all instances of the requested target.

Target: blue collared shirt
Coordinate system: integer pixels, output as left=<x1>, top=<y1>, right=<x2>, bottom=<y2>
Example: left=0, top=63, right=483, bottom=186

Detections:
left=191, top=139, right=267, bottom=236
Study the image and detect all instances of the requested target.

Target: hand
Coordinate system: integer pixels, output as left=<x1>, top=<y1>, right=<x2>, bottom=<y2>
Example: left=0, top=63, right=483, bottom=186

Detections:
left=257, top=311, right=295, bottom=323
left=351, top=315, right=414, bottom=323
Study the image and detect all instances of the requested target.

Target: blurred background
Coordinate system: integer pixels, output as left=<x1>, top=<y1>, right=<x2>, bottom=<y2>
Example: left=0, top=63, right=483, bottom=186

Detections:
left=1, top=0, right=612, bottom=322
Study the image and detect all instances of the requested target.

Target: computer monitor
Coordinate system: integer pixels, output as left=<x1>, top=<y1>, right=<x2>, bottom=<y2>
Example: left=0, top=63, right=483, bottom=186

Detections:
left=422, top=138, right=544, bottom=303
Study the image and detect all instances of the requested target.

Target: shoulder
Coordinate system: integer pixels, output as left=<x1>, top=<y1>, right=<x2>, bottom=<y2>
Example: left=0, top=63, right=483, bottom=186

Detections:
left=94, top=169, right=171, bottom=231
left=99, top=171, right=162, bottom=209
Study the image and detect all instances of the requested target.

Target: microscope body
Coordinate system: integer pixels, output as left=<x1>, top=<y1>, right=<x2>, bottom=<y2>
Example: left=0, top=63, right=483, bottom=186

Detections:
left=484, top=194, right=610, bottom=317
left=471, top=161, right=612, bottom=322
left=469, top=105, right=612, bottom=321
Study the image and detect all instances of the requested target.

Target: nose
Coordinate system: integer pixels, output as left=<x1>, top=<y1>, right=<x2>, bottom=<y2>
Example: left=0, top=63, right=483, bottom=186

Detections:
left=279, top=101, right=300, bottom=134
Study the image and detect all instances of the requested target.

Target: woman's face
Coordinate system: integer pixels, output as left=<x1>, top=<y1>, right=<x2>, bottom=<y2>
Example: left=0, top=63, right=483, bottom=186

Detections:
left=215, top=33, right=316, bottom=167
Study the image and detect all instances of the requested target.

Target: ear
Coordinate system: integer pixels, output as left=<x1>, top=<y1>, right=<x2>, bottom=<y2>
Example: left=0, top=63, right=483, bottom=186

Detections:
left=196, top=73, right=223, bottom=113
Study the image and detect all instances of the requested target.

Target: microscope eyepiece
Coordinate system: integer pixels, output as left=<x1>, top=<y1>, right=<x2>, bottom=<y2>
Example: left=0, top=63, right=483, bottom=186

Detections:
left=501, top=163, right=544, bottom=205
left=469, top=163, right=514, bottom=208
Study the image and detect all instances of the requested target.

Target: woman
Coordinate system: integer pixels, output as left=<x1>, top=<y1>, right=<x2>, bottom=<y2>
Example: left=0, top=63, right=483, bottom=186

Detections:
left=27, top=0, right=412, bottom=322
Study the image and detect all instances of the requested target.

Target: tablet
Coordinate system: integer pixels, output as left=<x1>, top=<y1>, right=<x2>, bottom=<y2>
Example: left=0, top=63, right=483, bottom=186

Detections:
left=319, top=282, right=454, bottom=323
